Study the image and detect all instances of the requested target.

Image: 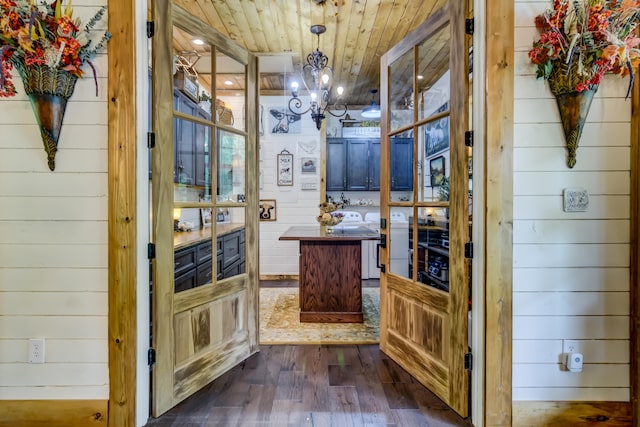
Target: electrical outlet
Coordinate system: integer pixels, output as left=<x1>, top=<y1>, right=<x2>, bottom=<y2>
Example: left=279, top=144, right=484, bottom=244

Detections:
left=28, top=338, right=45, bottom=364
left=563, top=339, right=579, bottom=354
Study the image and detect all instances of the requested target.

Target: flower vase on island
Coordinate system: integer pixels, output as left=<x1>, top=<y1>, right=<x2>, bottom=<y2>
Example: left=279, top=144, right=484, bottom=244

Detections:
left=316, top=202, right=344, bottom=233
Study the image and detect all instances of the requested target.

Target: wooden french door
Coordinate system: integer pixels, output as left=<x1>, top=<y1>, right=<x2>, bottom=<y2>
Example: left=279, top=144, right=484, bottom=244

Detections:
left=379, top=1, right=472, bottom=418
left=150, top=1, right=259, bottom=417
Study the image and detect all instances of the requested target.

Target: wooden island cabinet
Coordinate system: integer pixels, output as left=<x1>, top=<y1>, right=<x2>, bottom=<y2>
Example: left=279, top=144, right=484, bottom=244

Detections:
left=279, top=226, right=379, bottom=323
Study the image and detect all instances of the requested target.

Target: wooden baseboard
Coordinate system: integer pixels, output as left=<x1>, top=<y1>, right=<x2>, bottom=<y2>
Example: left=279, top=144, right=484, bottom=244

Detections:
left=259, top=274, right=298, bottom=281
left=0, top=400, right=107, bottom=426
left=512, top=401, right=631, bottom=426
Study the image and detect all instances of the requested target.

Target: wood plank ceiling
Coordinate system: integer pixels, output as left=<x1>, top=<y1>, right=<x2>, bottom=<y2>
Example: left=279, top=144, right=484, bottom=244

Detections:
left=171, top=0, right=448, bottom=108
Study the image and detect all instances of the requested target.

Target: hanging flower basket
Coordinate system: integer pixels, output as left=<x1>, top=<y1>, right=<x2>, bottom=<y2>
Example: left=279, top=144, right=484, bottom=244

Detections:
left=19, top=66, right=78, bottom=171
left=554, top=87, right=596, bottom=169
left=0, top=0, right=111, bottom=170
left=547, top=62, right=598, bottom=169
left=528, top=0, right=640, bottom=168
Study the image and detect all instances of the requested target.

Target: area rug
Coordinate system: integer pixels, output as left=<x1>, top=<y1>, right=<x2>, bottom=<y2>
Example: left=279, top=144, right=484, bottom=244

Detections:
left=259, top=287, right=380, bottom=345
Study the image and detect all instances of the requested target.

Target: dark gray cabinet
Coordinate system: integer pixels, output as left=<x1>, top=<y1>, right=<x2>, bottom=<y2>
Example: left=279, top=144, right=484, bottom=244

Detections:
left=327, top=137, right=410, bottom=191
left=390, top=137, right=413, bottom=190
left=172, top=89, right=212, bottom=187
left=174, top=227, right=245, bottom=293
left=326, top=138, right=347, bottom=191
left=327, top=138, right=380, bottom=191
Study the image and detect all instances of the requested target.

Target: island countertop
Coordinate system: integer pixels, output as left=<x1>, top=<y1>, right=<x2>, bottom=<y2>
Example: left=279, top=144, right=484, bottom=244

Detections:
left=279, top=225, right=379, bottom=241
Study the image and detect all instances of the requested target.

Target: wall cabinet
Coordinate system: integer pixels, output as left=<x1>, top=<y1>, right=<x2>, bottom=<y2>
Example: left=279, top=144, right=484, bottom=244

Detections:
left=390, top=137, right=413, bottom=190
left=173, top=90, right=212, bottom=187
left=327, top=138, right=380, bottom=191
left=326, top=138, right=347, bottom=191
left=327, top=137, right=412, bottom=191
left=174, top=227, right=245, bottom=293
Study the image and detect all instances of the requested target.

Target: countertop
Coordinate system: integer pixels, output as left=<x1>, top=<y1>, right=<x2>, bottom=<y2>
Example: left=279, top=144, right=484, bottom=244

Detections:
left=174, top=222, right=244, bottom=250
left=279, top=225, right=380, bottom=241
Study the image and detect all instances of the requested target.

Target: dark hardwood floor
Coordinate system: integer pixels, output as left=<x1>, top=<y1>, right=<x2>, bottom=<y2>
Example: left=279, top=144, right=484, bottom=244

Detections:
left=144, top=346, right=471, bottom=426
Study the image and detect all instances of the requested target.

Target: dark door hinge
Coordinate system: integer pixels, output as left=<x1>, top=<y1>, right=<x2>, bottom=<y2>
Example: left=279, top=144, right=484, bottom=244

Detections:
left=148, top=348, right=156, bottom=366
left=465, top=130, right=473, bottom=147
left=464, top=352, right=473, bottom=370
left=465, top=18, right=474, bottom=35
left=146, top=21, right=155, bottom=38
left=464, top=242, right=473, bottom=259
left=147, top=132, right=155, bottom=149
left=148, top=243, right=156, bottom=260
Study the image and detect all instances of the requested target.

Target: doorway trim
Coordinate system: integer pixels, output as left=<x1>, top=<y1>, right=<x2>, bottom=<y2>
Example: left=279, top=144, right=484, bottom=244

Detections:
left=107, top=0, right=138, bottom=425
left=483, top=0, right=513, bottom=425
left=105, top=1, right=640, bottom=426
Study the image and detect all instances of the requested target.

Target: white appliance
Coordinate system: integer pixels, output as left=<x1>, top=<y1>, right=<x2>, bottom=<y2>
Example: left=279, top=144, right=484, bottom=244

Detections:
left=362, top=211, right=409, bottom=279
left=333, top=212, right=371, bottom=277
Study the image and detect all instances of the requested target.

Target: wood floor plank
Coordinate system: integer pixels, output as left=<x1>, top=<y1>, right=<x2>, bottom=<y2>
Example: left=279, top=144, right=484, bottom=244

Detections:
left=328, top=386, right=364, bottom=426
left=238, top=384, right=276, bottom=422
left=274, top=370, right=304, bottom=401
left=382, top=381, right=420, bottom=409
left=328, top=364, right=357, bottom=386
left=301, top=346, right=331, bottom=411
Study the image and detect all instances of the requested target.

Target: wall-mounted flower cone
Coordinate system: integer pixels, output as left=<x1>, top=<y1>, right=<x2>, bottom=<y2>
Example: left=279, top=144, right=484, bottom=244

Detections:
left=554, top=88, right=597, bottom=169
left=18, top=66, right=78, bottom=171
left=28, top=94, right=69, bottom=171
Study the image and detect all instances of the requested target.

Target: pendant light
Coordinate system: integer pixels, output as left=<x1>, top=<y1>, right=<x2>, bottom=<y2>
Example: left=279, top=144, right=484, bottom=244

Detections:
left=361, top=89, right=381, bottom=119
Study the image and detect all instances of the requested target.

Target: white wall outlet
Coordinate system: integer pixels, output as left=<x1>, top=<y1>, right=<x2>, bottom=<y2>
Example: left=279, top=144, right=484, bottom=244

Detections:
left=28, top=338, right=45, bottom=364
left=563, top=339, right=579, bottom=353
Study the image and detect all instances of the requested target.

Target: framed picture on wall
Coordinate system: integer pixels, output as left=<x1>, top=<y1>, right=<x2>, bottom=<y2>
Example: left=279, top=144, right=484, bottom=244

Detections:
left=269, top=107, right=301, bottom=134
left=259, top=199, right=277, bottom=221
left=301, top=157, right=317, bottom=174
left=425, top=102, right=450, bottom=157
left=277, top=150, right=293, bottom=186
left=430, top=156, right=445, bottom=187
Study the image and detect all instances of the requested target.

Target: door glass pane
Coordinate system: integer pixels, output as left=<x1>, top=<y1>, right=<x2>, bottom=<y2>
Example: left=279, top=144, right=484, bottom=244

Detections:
left=418, top=120, right=450, bottom=203
left=216, top=207, right=246, bottom=280
left=172, top=26, right=208, bottom=119
left=389, top=49, right=414, bottom=133
left=215, top=51, right=246, bottom=131
left=174, top=116, right=196, bottom=186
left=388, top=207, right=411, bottom=279
left=389, top=134, right=414, bottom=194
left=417, top=24, right=450, bottom=122
left=195, top=121, right=213, bottom=198
left=173, top=209, right=212, bottom=293
left=414, top=207, right=450, bottom=292
left=217, top=131, right=245, bottom=203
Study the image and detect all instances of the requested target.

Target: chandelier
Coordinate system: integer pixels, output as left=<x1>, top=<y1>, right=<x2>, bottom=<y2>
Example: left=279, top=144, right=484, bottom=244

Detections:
left=288, top=25, right=347, bottom=130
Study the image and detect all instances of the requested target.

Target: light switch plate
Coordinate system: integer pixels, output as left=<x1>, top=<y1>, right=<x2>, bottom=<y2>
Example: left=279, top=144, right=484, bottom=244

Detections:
left=563, top=188, right=589, bottom=212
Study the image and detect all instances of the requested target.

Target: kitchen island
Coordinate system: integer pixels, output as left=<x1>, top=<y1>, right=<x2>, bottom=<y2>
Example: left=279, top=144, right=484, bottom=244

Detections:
left=279, top=225, right=379, bottom=323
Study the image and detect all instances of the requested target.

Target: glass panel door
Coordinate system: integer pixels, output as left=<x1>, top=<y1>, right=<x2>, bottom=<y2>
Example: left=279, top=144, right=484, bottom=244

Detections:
left=379, top=1, right=472, bottom=417
left=151, top=2, right=259, bottom=416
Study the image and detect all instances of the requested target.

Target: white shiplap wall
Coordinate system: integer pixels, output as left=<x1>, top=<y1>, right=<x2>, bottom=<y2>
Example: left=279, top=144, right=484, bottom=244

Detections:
left=513, top=0, right=630, bottom=401
left=258, top=96, right=324, bottom=276
left=0, top=2, right=109, bottom=399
